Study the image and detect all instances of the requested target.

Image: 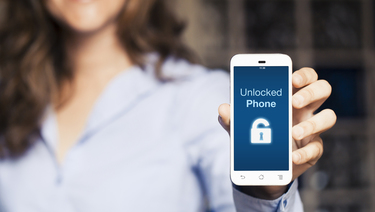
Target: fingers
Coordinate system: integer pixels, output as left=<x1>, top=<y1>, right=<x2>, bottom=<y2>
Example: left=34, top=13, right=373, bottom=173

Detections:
left=292, top=68, right=318, bottom=89
left=218, top=103, right=230, bottom=133
left=292, top=109, right=336, bottom=140
left=293, top=136, right=323, bottom=165
left=293, top=79, right=332, bottom=109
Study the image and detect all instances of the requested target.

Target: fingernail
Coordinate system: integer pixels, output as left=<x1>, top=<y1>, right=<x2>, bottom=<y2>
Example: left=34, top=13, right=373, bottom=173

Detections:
left=294, top=74, right=303, bottom=85
left=293, top=94, right=304, bottom=107
left=293, top=125, right=304, bottom=140
left=293, top=152, right=301, bottom=164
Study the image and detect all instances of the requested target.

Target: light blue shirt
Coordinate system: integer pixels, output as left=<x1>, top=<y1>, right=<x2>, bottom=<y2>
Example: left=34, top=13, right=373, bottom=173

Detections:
left=0, top=55, right=303, bottom=212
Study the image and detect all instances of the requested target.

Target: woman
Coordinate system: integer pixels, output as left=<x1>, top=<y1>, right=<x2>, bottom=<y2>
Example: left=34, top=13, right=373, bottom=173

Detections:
left=0, top=0, right=336, bottom=211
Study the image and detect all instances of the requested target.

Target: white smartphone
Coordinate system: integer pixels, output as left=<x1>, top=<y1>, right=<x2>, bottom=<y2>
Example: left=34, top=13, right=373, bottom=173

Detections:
left=230, top=54, right=293, bottom=186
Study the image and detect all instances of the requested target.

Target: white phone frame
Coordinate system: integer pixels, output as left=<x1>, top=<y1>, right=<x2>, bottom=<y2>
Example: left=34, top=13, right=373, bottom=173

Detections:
left=230, top=54, right=293, bottom=186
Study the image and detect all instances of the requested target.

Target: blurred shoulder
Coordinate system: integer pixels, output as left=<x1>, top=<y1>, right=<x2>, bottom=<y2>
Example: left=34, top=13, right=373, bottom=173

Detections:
left=144, top=53, right=230, bottom=126
left=145, top=53, right=229, bottom=88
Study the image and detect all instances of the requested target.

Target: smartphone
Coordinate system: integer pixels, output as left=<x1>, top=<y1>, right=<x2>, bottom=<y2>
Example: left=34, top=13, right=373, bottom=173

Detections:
left=230, top=54, right=292, bottom=186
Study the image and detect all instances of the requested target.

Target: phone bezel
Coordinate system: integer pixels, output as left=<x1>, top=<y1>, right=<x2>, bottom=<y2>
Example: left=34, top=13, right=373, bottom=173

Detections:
left=230, top=54, right=293, bottom=186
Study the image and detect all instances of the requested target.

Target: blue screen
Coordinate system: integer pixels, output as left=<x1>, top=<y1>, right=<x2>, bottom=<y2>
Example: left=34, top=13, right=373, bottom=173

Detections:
left=234, top=66, right=289, bottom=171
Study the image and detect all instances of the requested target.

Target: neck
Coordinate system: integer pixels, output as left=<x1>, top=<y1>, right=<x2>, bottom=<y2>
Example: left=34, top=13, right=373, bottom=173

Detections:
left=65, top=24, right=132, bottom=77
left=55, top=24, right=132, bottom=107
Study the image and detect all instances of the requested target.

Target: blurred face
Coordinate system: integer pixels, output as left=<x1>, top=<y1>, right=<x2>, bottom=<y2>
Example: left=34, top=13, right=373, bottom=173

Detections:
left=46, top=0, right=127, bottom=33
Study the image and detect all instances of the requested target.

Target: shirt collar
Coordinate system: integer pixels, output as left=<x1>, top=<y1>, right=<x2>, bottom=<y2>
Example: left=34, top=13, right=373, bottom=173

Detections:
left=82, top=65, right=159, bottom=141
left=40, top=64, right=160, bottom=149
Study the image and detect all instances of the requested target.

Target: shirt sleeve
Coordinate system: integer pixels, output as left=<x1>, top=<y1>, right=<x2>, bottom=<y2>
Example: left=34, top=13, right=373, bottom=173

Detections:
left=178, top=69, right=235, bottom=212
left=233, top=180, right=304, bottom=212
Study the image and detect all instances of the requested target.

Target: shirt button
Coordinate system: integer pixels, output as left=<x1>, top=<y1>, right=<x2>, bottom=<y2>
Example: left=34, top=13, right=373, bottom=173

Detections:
left=56, top=175, right=63, bottom=185
left=283, top=199, right=287, bottom=207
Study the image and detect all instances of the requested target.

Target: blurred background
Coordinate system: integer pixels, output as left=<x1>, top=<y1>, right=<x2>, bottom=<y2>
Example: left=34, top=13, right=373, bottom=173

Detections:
left=174, top=0, right=374, bottom=211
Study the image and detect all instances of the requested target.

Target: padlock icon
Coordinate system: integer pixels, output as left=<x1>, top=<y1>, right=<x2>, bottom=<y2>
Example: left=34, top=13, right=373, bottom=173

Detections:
left=250, top=118, right=271, bottom=144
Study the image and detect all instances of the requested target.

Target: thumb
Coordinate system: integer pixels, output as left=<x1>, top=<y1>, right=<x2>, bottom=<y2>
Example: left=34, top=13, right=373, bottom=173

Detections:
left=218, top=103, right=230, bottom=134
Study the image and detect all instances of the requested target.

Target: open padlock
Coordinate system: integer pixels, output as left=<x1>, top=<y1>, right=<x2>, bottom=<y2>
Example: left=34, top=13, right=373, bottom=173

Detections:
left=250, top=118, right=271, bottom=144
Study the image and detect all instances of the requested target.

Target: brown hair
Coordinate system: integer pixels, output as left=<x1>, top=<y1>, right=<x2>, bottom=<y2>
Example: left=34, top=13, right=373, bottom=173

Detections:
left=0, top=0, right=196, bottom=158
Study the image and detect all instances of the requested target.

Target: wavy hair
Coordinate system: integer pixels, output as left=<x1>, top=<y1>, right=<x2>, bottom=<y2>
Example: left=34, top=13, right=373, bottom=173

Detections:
left=0, top=0, right=195, bottom=158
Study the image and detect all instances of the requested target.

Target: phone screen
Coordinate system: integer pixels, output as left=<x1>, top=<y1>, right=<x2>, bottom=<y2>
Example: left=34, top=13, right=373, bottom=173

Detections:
left=233, top=66, right=289, bottom=171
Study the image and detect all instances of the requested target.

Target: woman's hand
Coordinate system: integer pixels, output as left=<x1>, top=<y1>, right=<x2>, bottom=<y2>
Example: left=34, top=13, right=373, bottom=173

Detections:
left=218, top=67, right=337, bottom=199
